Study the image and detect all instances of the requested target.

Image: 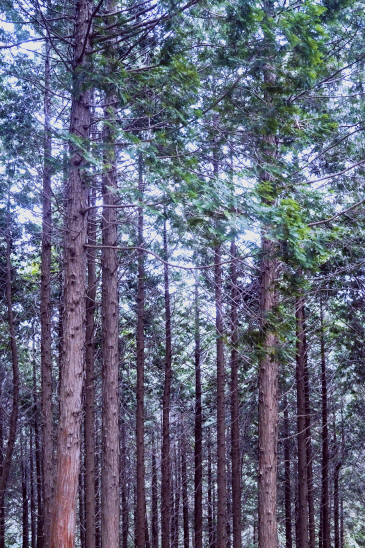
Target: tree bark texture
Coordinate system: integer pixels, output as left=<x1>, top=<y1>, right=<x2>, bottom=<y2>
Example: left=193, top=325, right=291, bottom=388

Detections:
left=0, top=223, right=20, bottom=545
left=194, top=285, right=203, bottom=548
left=152, top=438, right=158, bottom=548
left=84, top=186, right=97, bottom=548
left=320, top=300, right=330, bottom=548
left=215, top=244, right=227, bottom=548
left=41, top=38, right=53, bottom=548
left=296, top=295, right=309, bottom=548
left=230, top=239, right=241, bottom=548
left=258, top=236, right=278, bottom=548
left=136, top=155, right=146, bottom=548
left=49, top=0, right=92, bottom=544
left=161, top=217, right=172, bottom=548
left=303, top=321, right=315, bottom=548
left=101, top=88, right=120, bottom=548
left=283, top=398, right=292, bottom=548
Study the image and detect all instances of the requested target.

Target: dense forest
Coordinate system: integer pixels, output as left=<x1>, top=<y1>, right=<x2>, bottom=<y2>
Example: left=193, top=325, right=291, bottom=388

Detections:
left=0, top=0, right=365, bottom=547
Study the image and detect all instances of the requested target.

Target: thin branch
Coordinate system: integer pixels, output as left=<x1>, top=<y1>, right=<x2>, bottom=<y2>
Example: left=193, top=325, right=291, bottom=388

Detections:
left=308, top=198, right=365, bottom=227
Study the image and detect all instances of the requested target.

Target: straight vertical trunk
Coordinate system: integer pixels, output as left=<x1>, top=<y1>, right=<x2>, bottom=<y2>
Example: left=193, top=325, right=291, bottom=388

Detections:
left=22, top=448, right=29, bottom=548
left=215, top=244, right=226, bottom=548
left=79, top=466, right=86, bottom=548
left=258, top=236, right=278, bottom=548
left=161, top=216, right=172, bottom=548
left=320, top=299, right=330, bottom=548
left=151, top=439, right=158, bottom=548
left=230, top=239, right=241, bottom=548
left=136, top=156, right=146, bottom=548
left=32, top=336, right=43, bottom=548
left=194, top=285, right=203, bottom=548
left=30, top=429, right=36, bottom=548
left=182, top=442, right=189, bottom=548
left=283, top=398, right=292, bottom=548
left=121, top=419, right=129, bottom=548
left=49, top=0, right=92, bottom=544
left=101, top=124, right=120, bottom=546
left=41, top=38, right=53, bottom=548
left=334, top=461, right=340, bottom=548
left=296, top=294, right=309, bottom=548
left=0, top=221, right=20, bottom=547
left=85, top=185, right=96, bottom=548
left=208, top=444, right=214, bottom=548
left=303, top=320, right=315, bottom=548
left=172, top=447, right=180, bottom=548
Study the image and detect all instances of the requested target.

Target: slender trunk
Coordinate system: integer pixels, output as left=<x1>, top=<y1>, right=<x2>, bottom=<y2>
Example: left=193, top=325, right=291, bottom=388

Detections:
left=296, top=294, right=309, bottom=548
left=49, top=0, right=92, bottom=544
left=152, top=438, right=158, bottom=548
left=22, top=447, right=29, bottom=548
left=33, top=334, right=43, bottom=548
left=161, top=216, right=172, bottom=548
left=208, top=444, right=214, bottom=548
left=30, top=428, right=36, bottom=548
left=0, top=220, right=20, bottom=545
left=258, top=235, right=278, bottom=548
left=85, top=185, right=97, bottom=548
left=304, top=320, right=315, bottom=548
left=121, top=418, right=129, bottom=548
left=172, top=447, right=180, bottom=548
left=215, top=244, right=226, bottom=548
left=79, top=464, right=86, bottom=548
left=334, top=462, right=340, bottom=548
left=182, top=443, right=189, bottom=548
left=230, top=240, right=241, bottom=548
left=41, top=38, right=53, bottom=548
left=340, top=498, right=344, bottom=548
left=194, top=285, right=203, bottom=548
left=283, top=398, right=292, bottom=548
left=145, top=498, right=151, bottom=548
left=320, top=299, right=330, bottom=548
left=136, top=156, right=146, bottom=548
left=101, top=38, right=120, bottom=547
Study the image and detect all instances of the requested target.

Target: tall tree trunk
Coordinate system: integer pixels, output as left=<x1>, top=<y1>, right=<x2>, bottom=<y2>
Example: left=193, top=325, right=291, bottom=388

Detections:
left=296, top=294, right=309, bottom=548
left=151, top=437, right=158, bottom=548
left=258, top=235, right=278, bottom=548
left=283, top=397, right=292, bottom=548
left=161, top=216, right=172, bottom=548
left=136, top=155, right=146, bottom=548
left=230, top=239, right=241, bottom=548
left=30, top=428, right=36, bottom=548
left=22, top=444, right=29, bottom=548
left=320, top=299, right=330, bottom=548
left=41, top=38, right=52, bottom=548
left=182, top=441, right=189, bottom=548
left=101, top=110, right=120, bottom=548
left=194, top=285, right=203, bottom=548
left=85, top=185, right=97, bottom=548
left=121, top=418, right=129, bottom=548
left=0, top=219, right=20, bottom=547
left=49, top=0, right=92, bottom=544
left=334, top=461, right=340, bottom=548
left=215, top=243, right=226, bottom=548
left=303, top=320, right=315, bottom=548
left=32, top=333, right=43, bottom=548
left=208, top=443, right=214, bottom=548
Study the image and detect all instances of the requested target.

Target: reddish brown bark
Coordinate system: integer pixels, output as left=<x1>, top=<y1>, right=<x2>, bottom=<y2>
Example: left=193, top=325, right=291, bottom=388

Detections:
left=320, top=299, right=330, bottom=548
left=194, top=285, right=203, bottom=548
left=0, top=222, right=20, bottom=546
left=296, top=295, right=309, bottom=548
left=230, top=239, right=241, bottom=548
left=41, top=38, right=53, bottom=548
left=49, top=0, right=92, bottom=544
left=258, top=236, right=278, bottom=548
left=283, top=398, right=292, bottom=548
left=215, top=244, right=227, bottom=548
left=303, top=321, right=315, bottom=548
left=136, top=155, right=146, bottom=548
left=84, top=187, right=97, bottom=548
left=161, top=216, right=172, bottom=548
left=151, top=439, right=158, bottom=548
left=101, top=92, right=120, bottom=548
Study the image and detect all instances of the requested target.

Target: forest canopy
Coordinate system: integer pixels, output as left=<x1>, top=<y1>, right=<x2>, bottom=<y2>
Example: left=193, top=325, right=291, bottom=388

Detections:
left=0, top=0, right=364, bottom=547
